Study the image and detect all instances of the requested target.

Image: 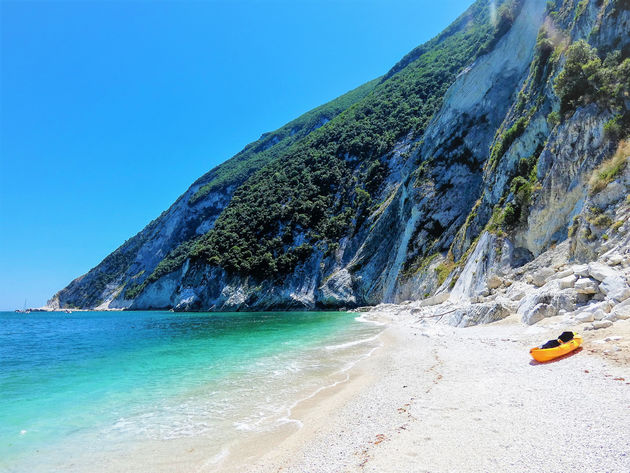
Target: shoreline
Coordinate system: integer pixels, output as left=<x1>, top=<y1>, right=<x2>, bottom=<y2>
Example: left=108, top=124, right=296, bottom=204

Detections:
left=5, top=309, right=629, bottom=472
left=234, top=313, right=630, bottom=473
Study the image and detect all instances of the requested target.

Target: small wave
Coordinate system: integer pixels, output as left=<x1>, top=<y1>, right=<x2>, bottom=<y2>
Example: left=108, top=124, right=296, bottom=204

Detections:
left=200, top=446, right=230, bottom=470
left=354, top=314, right=386, bottom=326
left=325, top=334, right=380, bottom=351
left=233, top=421, right=254, bottom=431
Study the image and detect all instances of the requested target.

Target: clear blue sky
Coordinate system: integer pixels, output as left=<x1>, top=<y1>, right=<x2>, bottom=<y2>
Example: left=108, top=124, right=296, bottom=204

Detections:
left=0, top=0, right=473, bottom=310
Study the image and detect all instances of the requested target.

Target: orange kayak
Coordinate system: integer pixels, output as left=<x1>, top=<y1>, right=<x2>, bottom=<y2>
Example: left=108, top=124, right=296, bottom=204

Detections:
left=530, top=334, right=582, bottom=362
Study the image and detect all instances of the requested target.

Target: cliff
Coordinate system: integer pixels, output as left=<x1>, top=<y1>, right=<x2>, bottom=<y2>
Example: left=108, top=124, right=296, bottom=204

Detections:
left=49, top=0, right=630, bottom=321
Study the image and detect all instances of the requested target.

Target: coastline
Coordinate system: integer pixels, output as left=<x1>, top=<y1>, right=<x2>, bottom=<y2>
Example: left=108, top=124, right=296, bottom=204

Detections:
left=235, top=313, right=630, bottom=473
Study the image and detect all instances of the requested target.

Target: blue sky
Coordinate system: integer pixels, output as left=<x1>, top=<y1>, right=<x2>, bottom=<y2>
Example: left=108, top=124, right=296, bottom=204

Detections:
left=0, top=0, right=473, bottom=310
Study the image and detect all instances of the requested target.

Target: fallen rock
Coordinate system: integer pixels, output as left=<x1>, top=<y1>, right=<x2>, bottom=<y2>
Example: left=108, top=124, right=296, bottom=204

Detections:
left=572, top=264, right=589, bottom=277
left=532, top=268, right=555, bottom=287
left=522, top=303, right=557, bottom=325
left=487, top=275, right=503, bottom=290
left=419, top=292, right=451, bottom=307
left=557, top=274, right=577, bottom=289
left=612, top=301, right=630, bottom=320
left=554, top=268, right=574, bottom=279
left=599, top=275, right=630, bottom=302
left=604, top=312, right=618, bottom=322
left=575, top=278, right=598, bottom=294
left=517, top=287, right=576, bottom=323
left=608, top=254, right=624, bottom=266
left=591, top=320, right=613, bottom=330
left=588, top=262, right=618, bottom=282
left=446, top=302, right=511, bottom=328
left=575, top=311, right=595, bottom=323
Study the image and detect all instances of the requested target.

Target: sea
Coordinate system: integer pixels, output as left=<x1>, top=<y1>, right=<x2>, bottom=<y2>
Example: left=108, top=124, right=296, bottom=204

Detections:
left=0, top=310, right=384, bottom=472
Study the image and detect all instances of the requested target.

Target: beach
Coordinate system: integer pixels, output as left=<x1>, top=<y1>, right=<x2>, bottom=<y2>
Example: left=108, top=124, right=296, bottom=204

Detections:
left=237, top=313, right=630, bottom=473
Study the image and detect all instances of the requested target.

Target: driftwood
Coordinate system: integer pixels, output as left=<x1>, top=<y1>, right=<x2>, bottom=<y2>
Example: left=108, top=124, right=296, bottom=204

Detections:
left=413, top=307, right=458, bottom=324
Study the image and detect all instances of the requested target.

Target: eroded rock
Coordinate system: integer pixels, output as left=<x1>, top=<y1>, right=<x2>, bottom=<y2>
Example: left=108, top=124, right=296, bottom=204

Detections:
left=575, top=278, right=599, bottom=294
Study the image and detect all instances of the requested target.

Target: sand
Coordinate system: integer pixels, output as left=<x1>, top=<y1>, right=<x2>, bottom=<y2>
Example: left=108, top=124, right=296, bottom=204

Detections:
left=237, top=314, right=630, bottom=473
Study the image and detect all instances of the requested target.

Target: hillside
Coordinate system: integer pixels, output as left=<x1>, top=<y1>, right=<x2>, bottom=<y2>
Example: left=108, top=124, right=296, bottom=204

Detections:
left=49, top=0, right=630, bottom=314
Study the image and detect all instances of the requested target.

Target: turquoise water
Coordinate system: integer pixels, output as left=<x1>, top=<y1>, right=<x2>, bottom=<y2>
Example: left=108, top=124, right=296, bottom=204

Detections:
left=0, top=310, right=382, bottom=472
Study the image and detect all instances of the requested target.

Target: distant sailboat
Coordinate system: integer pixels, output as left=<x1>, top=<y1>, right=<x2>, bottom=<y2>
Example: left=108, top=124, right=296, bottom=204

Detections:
left=15, top=299, right=30, bottom=314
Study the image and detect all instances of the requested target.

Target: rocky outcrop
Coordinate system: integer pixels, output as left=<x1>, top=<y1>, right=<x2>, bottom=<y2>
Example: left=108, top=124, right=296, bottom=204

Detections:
left=50, top=0, right=629, bottom=315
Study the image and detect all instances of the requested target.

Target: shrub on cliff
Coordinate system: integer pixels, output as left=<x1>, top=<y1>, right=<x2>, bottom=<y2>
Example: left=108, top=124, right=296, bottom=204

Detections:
left=555, top=40, right=630, bottom=114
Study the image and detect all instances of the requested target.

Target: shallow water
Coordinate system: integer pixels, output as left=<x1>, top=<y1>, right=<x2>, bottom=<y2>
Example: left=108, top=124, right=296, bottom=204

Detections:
left=0, top=310, right=383, bottom=472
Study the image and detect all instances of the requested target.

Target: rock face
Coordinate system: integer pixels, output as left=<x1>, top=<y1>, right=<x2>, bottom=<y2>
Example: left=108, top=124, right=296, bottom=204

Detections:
left=49, top=0, right=630, bottom=315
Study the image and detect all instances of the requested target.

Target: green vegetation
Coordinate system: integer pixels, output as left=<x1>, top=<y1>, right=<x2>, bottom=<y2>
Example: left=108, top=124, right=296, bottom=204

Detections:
left=554, top=40, right=630, bottom=114
left=547, top=110, right=560, bottom=127
left=435, top=255, right=457, bottom=287
left=603, top=114, right=626, bottom=140
left=142, top=0, right=524, bottom=282
left=188, top=79, right=380, bottom=205
left=574, top=0, right=589, bottom=22
left=489, top=115, right=530, bottom=169
left=489, top=154, right=540, bottom=231
left=124, top=238, right=199, bottom=299
left=588, top=140, right=629, bottom=194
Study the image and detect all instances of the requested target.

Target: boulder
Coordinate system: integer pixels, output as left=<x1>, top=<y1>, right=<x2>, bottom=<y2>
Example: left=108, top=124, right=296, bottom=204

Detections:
left=612, top=299, right=630, bottom=320
left=604, top=312, right=619, bottom=322
left=599, top=276, right=630, bottom=302
left=446, top=302, right=511, bottom=327
left=572, top=264, right=589, bottom=277
left=487, top=275, right=503, bottom=290
left=517, top=287, right=577, bottom=322
left=591, top=320, right=613, bottom=330
left=554, top=269, right=574, bottom=279
left=557, top=274, right=577, bottom=289
left=419, top=292, right=451, bottom=307
left=532, top=268, right=555, bottom=287
left=575, top=278, right=598, bottom=294
left=608, top=254, right=624, bottom=266
left=588, top=262, right=618, bottom=282
left=521, top=303, right=557, bottom=325
left=575, top=311, right=595, bottom=323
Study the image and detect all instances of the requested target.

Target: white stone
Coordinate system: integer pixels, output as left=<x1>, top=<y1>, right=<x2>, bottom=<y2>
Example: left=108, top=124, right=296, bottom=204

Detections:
left=612, top=303, right=630, bottom=320
left=446, top=302, right=511, bottom=327
left=522, top=303, right=557, bottom=325
left=575, top=311, right=595, bottom=323
left=487, top=275, right=503, bottom=290
left=532, top=268, right=555, bottom=287
left=575, top=278, right=599, bottom=294
left=588, top=262, right=617, bottom=282
left=420, top=292, right=450, bottom=307
left=599, top=276, right=630, bottom=302
left=591, top=320, right=613, bottom=330
left=554, top=269, right=574, bottom=279
left=572, top=264, right=589, bottom=277
left=608, top=254, right=624, bottom=266
left=604, top=312, right=618, bottom=322
left=509, top=290, right=526, bottom=301
left=557, top=274, right=577, bottom=289
left=592, top=309, right=606, bottom=321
